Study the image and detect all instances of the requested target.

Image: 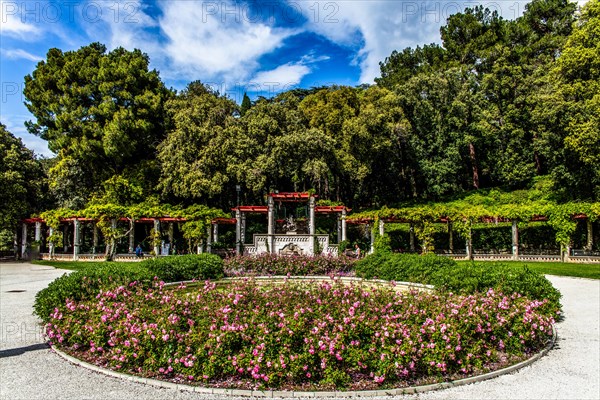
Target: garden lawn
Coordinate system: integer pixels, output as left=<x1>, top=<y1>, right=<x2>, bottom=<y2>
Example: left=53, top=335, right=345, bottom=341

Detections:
left=456, top=261, right=600, bottom=280
left=31, top=260, right=132, bottom=271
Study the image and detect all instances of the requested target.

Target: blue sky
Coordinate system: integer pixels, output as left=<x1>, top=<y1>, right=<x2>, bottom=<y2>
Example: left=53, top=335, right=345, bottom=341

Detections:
left=1, top=0, right=552, bottom=157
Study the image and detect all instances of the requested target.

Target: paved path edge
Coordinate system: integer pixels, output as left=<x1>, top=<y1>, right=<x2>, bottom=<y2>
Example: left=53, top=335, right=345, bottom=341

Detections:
left=47, top=326, right=557, bottom=398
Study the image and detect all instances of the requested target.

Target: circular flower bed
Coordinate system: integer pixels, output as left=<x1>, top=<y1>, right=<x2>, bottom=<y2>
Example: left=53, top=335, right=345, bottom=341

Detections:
left=45, top=278, right=554, bottom=391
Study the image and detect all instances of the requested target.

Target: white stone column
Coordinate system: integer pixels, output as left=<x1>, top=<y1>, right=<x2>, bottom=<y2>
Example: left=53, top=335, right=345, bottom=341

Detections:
left=206, top=224, right=212, bottom=254
left=309, top=196, right=316, bottom=235
left=235, top=208, right=242, bottom=255
left=128, top=220, right=135, bottom=253
left=466, top=228, right=473, bottom=260
left=48, top=227, right=55, bottom=257
left=21, top=223, right=28, bottom=258
left=409, top=224, right=415, bottom=252
left=197, top=240, right=204, bottom=254
left=92, top=222, right=98, bottom=253
left=511, top=220, right=519, bottom=260
left=370, top=224, right=375, bottom=254
left=153, top=219, right=161, bottom=256
left=267, top=195, right=274, bottom=254
left=241, top=213, right=246, bottom=244
left=168, top=223, right=174, bottom=254
left=73, top=219, right=80, bottom=260
left=213, top=223, right=219, bottom=243
left=378, top=219, right=385, bottom=237
left=586, top=219, right=594, bottom=252
left=35, top=221, right=42, bottom=242
left=341, top=208, right=347, bottom=242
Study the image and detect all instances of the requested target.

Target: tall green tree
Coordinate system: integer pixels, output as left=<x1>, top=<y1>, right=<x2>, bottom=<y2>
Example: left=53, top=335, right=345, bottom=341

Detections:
left=240, top=92, right=252, bottom=116
left=157, top=81, right=238, bottom=204
left=534, top=0, right=600, bottom=200
left=0, top=123, right=45, bottom=247
left=24, top=43, right=170, bottom=208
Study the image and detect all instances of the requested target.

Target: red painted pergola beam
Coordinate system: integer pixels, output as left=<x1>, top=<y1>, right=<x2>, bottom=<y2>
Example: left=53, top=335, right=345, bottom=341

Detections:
left=232, top=206, right=268, bottom=213
left=212, top=217, right=236, bottom=225
left=269, top=192, right=317, bottom=201
left=315, top=206, right=351, bottom=213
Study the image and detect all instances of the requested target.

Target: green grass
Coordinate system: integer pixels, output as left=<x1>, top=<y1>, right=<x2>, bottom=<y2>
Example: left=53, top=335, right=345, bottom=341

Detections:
left=31, top=259, right=132, bottom=271
left=457, top=260, right=600, bottom=279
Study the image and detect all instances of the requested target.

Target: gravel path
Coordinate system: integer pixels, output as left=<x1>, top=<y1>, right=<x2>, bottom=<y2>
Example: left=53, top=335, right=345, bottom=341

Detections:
left=1, top=262, right=598, bottom=400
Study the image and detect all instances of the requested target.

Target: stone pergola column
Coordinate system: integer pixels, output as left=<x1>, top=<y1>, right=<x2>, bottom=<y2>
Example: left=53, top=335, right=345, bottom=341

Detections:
left=92, top=222, right=99, bottom=254
left=34, top=221, right=42, bottom=242
left=585, top=219, right=594, bottom=252
left=206, top=224, right=212, bottom=254
left=448, top=222, right=454, bottom=253
left=511, top=220, right=519, bottom=260
left=309, top=196, right=316, bottom=235
left=341, top=208, right=347, bottom=242
left=168, top=223, right=174, bottom=254
left=466, top=228, right=473, bottom=260
left=379, top=219, right=385, bottom=237
left=21, top=223, right=28, bottom=258
left=309, top=196, right=316, bottom=254
left=235, top=208, right=242, bottom=256
left=128, top=220, right=135, bottom=254
left=48, top=227, right=55, bottom=257
left=73, top=219, right=80, bottom=260
left=153, top=219, right=161, bottom=256
left=241, top=213, right=246, bottom=245
left=213, top=223, right=219, bottom=243
left=267, top=195, right=275, bottom=254
left=409, top=224, right=415, bottom=252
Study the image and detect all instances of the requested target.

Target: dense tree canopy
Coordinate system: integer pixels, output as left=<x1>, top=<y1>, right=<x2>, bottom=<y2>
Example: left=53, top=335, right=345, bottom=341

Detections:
left=24, top=43, right=170, bottom=208
left=13, top=0, right=598, bottom=236
left=0, top=124, right=44, bottom=236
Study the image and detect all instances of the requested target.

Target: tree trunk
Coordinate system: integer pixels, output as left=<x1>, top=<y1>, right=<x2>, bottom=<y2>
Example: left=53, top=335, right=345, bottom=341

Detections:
left=469, top=142, right=480, bottom=189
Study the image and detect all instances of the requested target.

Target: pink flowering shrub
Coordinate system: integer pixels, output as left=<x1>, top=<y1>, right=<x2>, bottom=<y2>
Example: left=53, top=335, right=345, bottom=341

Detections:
left=224, top=254, right=356, bottom=277
left=46, top=279, right=554, bottom=389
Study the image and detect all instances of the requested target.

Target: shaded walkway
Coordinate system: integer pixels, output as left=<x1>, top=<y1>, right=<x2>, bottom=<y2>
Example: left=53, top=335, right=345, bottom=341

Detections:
left=0, top=263, right=598, bottom=400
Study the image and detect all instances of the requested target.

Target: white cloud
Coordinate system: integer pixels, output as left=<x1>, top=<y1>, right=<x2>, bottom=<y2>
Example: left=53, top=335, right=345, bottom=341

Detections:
left=158, top=0, right=296, bottom=82
left=297, top=1, right=530, bottom=83
left=0, top=0, right=40, bottom=38
left=1, top=48, right=43, bottom=62
left=251, top=62, right=310, bottom=87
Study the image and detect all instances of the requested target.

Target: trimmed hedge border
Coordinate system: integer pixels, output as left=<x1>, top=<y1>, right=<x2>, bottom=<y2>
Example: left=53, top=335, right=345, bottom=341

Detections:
left=46, top=276, right=556, bottom=397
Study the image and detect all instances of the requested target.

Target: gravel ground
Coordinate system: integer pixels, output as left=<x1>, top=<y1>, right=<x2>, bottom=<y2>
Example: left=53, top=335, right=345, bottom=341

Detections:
left=1, top=262, right=598, bottom=400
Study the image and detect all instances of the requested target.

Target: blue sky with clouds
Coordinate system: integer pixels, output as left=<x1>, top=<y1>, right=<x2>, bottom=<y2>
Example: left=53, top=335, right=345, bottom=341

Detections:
left=1, top=0, right=558, bottom=157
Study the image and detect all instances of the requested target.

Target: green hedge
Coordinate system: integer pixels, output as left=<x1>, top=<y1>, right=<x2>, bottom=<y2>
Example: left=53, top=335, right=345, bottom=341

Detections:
left=354, top=251, right=561, bottom=315
left=34, top=263, right=154, bottom=322
left=34, top=255, right=224, bottom=323
left=140, top=254, right=224, bottom=282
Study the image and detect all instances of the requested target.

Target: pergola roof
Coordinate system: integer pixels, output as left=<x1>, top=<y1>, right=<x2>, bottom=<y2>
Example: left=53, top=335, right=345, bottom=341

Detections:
left=315, top=206, right=351, bottom=214
left=269, top=192, right=317, bottom=201
left=231, top=206, right=268, bottom=213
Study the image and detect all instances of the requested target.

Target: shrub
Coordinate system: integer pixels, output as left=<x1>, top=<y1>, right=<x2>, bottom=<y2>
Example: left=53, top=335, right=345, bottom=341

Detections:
left=224, top=253, right=356, bottom=276
left=355, top=253, right=561, bottom=315
left=140, top=254, right=224, bottom=282
left=354, top=251, right=455, bottom=282
left=34, top=263, right=154, bottom=323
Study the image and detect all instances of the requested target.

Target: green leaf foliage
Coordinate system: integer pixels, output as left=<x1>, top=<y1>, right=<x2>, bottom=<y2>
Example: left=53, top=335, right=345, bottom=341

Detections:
left=354, top=252, right=561, bottom=315
left=140, top=254, right=224, bottom=283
